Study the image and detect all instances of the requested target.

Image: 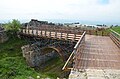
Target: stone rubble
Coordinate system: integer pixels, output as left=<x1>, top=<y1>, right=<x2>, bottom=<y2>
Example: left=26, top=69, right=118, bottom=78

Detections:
left=69, top=69, right=120, bottom=79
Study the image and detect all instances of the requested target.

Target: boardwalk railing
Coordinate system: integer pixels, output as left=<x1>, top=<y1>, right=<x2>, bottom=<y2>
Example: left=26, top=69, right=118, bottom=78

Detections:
left=20, top=28, right=82, bottom=41
left=86, top=30, right=109, bottom=36
left=62, top=31, right=86, bottom=70
left=110, top=29, right=120, bottom=48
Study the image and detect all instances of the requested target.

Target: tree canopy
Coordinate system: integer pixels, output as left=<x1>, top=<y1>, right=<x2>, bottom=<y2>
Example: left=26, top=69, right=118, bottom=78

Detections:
left=4, top=19, right=21, bottom=32
left=4, top=19, right=21, bottom=38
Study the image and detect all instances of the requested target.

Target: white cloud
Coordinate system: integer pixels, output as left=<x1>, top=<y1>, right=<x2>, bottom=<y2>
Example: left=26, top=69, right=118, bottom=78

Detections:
left=0, top=0, right=120, bottom=24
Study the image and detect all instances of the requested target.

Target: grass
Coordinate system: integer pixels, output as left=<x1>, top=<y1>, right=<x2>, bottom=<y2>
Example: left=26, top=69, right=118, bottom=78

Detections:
left=0, top=37, right=41, bottom=79
left=112, top=26, right=120, bottom=34
left=87, top=26, right=120, bottom=36
left=38, top=57, right=67, bottom=78
left=0, top=37, right=67, bottom=79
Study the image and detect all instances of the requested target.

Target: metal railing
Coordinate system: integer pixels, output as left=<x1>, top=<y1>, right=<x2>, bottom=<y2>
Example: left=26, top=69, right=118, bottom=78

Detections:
left=62, top=31, right=86, bottom=70
left=110, top=29, right=120, bottom=48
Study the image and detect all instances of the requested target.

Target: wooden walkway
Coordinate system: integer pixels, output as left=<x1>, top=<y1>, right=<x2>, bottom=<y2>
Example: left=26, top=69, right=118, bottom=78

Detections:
left=74, top=35, right=120, bottom=69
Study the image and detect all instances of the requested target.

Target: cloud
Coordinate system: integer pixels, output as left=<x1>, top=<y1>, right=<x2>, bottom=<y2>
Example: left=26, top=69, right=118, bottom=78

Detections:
left=0, top=0, right=120, bottom=24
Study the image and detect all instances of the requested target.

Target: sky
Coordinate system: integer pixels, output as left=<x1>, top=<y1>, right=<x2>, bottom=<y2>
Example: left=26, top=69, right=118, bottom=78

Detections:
left=0, top=0, right=120, bottom=25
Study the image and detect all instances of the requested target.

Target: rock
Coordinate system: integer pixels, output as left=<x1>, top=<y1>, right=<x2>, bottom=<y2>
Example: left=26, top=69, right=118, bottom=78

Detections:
left=37, top=76, right=40, bottom=79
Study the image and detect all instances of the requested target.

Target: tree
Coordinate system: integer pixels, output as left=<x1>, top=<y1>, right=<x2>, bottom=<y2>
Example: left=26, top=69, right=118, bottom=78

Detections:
left=5, top=19, right=21, bottom=31
left=4, top=19, right=21, bottom=38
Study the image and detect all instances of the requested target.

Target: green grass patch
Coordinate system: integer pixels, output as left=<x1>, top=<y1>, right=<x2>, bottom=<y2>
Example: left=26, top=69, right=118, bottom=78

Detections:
left=0, top=37, right=41, bottom=79
left=0, top=37, right=67, bottom=79
left=112, top=26, right=120, bottom=34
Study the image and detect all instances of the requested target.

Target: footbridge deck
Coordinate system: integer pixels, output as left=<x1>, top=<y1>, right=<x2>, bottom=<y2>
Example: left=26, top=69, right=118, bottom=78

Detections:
left=74, top=35, right=120, bottom=69
left=64, top=30, right=120, bottom=79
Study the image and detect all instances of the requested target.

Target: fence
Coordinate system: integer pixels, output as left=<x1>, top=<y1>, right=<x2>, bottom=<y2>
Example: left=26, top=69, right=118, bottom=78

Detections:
left=110, top=29, right=120, bottom=48
left=86, top=30, right=109, bottom=36
left=20, top=28, right=82, bottom=41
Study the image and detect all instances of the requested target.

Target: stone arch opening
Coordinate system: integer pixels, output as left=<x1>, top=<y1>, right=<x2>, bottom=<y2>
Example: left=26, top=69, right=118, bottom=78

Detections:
left=41, top=46, right=68, bottom=61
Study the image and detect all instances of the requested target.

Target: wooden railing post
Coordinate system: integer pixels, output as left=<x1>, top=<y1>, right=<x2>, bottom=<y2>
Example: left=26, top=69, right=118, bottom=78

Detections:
left=45, top=30, right=46, bottom=37
left=55, top=32, right=57, bottom=38
left=89, top=30, right=91, bottom=35
left=32, top=28, right=33, bottom=35
left=36, top=29, right=38, bottom=36
left=73, top=34, right=76, bottom=41
left=102, top=31, right=103, bottom=36
left=41, top=30, right=42, bottom=36
left=96, top=30, right=97, bottom=36
left=60, top=32, right=62, bottom=39
left=49, top=31, right=51, bottom=38
left=66, top=33, right=68, bottom=40
left=28, top=28, right=30, bottom=34
left=25, top=28, right=26, bottom=34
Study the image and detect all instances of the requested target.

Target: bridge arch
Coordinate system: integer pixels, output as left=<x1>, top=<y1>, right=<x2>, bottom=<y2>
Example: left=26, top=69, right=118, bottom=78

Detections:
left=41, top=46, right=68, bottom=61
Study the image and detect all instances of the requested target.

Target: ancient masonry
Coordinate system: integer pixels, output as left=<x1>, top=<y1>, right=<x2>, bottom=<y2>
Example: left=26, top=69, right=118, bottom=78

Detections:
left=0, top=27, right=8, bottom=43
left=21, top=44, right=58, bottom=67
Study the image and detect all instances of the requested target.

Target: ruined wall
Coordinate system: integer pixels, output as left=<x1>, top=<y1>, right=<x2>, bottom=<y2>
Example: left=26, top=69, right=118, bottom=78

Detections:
left=21, top=44, right=58, bottom=67
left=0, top=31, right=8, bottom=43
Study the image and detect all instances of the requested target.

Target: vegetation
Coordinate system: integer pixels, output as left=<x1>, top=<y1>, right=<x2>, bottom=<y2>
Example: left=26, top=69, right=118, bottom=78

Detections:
left=4, top=19, right=21, bottom=38
left=4, top=19, right=21, bottom=31
left=0, top=37, right=39, bottom=79
left=0, top=19, right=68, bottom=79
left=0, top=36, right=66, bottom=79
left=111, top=26, right=120, bottom=34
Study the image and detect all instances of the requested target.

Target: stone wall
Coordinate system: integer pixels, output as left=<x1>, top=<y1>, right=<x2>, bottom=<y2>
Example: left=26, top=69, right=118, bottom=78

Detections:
left=21, top=44, right=58, bottom=67
left=0, top=31, right=8, bottom=43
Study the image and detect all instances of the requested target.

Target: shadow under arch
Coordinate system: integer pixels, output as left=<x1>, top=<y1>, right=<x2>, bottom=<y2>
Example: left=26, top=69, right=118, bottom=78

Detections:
left=41, top=46, right=68, bottom=61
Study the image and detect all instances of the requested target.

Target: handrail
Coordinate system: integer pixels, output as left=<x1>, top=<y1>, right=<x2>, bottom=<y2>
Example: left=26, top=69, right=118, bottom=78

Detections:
left=110, top=29, right=120, bottom=48
left=74, top=31, right=86, bottom=49
left=110, top=29, right=120, bottom=37
left=21, top=27, right=82, bottom=34
left=62, top=50, right=75, bottom=70
left=20, top=28, right=82, bottom=41
left=62, top=31, right=86, bottom=70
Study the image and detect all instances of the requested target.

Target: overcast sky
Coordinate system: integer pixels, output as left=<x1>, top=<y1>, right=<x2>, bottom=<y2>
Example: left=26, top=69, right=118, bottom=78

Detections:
left=0, top=0, right=120, bottom=25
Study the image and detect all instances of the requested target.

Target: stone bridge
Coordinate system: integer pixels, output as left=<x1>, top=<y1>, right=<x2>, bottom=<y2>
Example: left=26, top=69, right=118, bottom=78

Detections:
left=20, top=27, right=83, bottom=67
